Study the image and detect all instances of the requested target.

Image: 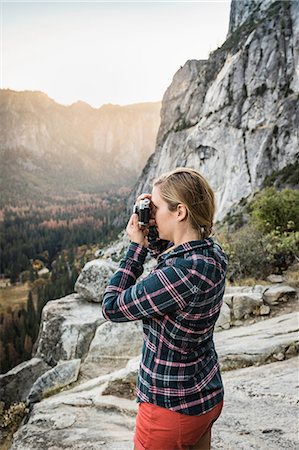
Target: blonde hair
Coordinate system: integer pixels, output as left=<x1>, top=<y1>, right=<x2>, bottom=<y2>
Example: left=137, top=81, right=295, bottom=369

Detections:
left=153, top=167, right=215, bottom=239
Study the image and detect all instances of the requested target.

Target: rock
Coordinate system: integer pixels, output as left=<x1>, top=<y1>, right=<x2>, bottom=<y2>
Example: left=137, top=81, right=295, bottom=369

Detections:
left=273, top=352, right=285, bottom=361
left=223, top=293, right=233, bottom=308
left=33, top=294, right=105, bottom=367
left=232, top=293, right=263, bottom=319
left=215, top=312, right=299, bottom=371
left=27, top=359, right=81, bottom=405
left=266, top=274, right=284, bottom=283
left=285, top=343, right=299, bottom=358
left=80, top=321, right=143, bottom=378
left=215, top=302, right=231, bottom=331
left=9, top=355, right=299, bottom=450
left=228, top=0, right=275, bottom=34
left=212, top=357, right=299, bottom=449
left=10, top=401, right=136, bottom=450
left=224, top=285, right=268, bottom=295
left=0, top=358, right=51, bottom=407
left=10, top=366, right=138, bottom=450
left=259, top=304, right=271, bottom=315
left=75, top=259, right=118, bottom=303
left=263, top=285, right=298, bottom=306
left=101, top=358, right=140, bottom=400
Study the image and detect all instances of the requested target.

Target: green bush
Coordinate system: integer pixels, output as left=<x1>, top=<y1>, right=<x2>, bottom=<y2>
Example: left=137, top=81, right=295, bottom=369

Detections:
left=249, top=187, right=299, bottom=233
left=263, top=229, right=299, bottom=271
left=220, top=224, right=299, bottom=281
left=219, top=187, right=299, bottom=281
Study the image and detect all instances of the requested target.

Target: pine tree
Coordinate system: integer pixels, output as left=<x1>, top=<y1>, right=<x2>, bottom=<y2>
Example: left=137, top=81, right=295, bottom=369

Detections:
left=19, top=309, right=27, bottom=353
left=69, top=247, right=75, bottom=265
left=29, top=265, right=35, bottom=282
left=10, top=264, right=19, bottom=284
left=24, top=334, right=32, bottom=358
left=2, top=313, right=14, bottom=342
left=37, top=287, right=42, bottom=322
left=26, top=291, right=37, bottom=340
left=0, top=340, right=7, bottom=373
left=15, top=335, right=23, bottom=356
left=7, top=342, right=18, bottom=369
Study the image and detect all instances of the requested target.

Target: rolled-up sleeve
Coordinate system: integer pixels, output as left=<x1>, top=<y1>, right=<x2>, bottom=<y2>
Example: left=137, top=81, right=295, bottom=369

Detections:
left=102, top=243, right=195, bottom=322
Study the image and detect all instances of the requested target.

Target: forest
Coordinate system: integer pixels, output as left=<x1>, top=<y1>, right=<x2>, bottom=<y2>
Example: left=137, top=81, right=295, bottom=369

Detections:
left=0, top=190, right=129, bottom=373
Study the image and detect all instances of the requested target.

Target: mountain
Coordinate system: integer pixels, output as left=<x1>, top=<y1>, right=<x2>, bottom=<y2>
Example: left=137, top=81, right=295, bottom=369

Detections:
left=129, top=0, right=299, bottom=221
left=0, top=90, right=161, bottom=205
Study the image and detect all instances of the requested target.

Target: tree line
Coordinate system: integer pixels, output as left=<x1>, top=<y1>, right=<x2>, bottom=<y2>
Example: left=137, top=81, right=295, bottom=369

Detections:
left=0, top=192, right=126, bottom=283
left=0, top=253, right=79, bottom=374
left=0, top=191, right=128, bottom=373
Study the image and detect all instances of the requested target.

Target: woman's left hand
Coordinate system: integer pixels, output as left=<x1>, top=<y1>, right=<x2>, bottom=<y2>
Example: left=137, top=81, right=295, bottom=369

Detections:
left=126, top=213, right=149, bottom=247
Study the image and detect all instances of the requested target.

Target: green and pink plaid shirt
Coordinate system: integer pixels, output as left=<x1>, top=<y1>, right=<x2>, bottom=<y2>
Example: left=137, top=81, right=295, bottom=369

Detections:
left=102, top=237, right=227, bottom=416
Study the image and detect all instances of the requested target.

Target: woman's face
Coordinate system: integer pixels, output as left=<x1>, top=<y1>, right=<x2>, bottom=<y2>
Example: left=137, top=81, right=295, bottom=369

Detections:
left=151, top=185, right=177, bottom=241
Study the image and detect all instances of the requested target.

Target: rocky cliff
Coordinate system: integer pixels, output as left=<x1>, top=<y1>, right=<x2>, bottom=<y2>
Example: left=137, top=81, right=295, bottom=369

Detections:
left=0, top=240, right=298, bottom=449
left=228, top=0, right=275, bottom=34
left=129, top=0, right=299, bottom=221
left=0, top=91, right=161, bottom=204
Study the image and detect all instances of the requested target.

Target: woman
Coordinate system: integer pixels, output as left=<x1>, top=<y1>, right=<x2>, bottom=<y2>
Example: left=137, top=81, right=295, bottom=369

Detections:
left=102, top=167, right=227, bottom=450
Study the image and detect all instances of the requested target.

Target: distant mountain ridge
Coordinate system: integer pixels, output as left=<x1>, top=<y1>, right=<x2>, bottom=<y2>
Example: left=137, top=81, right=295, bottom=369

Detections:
left=0, top=90, right=161, bottom=205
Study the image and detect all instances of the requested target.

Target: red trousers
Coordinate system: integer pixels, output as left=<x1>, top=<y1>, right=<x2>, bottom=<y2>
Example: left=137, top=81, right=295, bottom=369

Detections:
left=134, top=401, right=223, bottom=450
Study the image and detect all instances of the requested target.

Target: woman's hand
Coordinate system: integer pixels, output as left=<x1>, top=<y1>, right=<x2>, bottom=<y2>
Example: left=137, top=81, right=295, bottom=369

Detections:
left=135, top=193, right=157, bottom=228
left=126, top=213, right=149, bottom=247
left=136, top=193, right=152, bottom=203
left=126, top=192, right=157, bottom=247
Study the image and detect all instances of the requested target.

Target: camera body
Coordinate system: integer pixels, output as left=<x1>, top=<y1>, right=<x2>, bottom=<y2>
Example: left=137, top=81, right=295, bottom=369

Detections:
left=133, top=198, right=151, bottom=227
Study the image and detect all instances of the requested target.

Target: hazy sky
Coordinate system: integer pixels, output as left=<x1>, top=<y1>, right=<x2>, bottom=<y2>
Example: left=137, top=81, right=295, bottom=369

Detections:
left=1, top=0, right=231, bottom=108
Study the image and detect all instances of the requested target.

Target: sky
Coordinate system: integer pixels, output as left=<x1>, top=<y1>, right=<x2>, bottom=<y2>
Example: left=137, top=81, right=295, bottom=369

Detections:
left=1, top=0, right=231, bottom=108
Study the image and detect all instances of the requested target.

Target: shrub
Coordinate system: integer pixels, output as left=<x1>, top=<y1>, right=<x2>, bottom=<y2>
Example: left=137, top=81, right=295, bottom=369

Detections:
left=0, top=401, right=28, bottom=429
left=249, top=187, right=299, bottom=233
left=263, top=230, right=299, bottom=272
left=219, top=187, right=299, bottom=281
left=220, top=225, right=299, bottom=281
left=219, top=224, right=270, bottom=280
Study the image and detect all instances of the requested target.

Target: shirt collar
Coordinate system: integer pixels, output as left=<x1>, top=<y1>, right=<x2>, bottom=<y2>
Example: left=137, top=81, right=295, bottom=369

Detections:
left=159, top=237, right=214, bottom=260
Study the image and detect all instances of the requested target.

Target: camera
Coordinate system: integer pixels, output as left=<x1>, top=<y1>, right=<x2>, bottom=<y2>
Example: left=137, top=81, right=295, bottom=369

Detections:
left=133, top=198, right=151, bottom=227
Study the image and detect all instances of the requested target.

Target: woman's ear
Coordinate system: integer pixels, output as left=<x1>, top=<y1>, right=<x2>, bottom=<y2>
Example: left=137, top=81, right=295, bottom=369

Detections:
left=177, top=204, right=188, bottom=222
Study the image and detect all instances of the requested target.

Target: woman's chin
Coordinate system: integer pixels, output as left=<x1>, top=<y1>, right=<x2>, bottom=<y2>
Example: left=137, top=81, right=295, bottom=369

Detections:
left=157, top=229, right=169, bottom=242
left=158, top=232, right=166, bottom=241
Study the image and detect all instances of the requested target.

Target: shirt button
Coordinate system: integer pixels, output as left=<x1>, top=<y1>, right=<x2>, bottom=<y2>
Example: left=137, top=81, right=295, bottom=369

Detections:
left=137, top=288, right=143, bottom=295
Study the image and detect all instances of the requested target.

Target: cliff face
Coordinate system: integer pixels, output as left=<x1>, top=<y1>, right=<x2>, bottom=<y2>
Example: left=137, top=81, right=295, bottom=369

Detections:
left=228, top=0, right=275, bottom=34
left=0, top=91, right=161, bottom=203
left=129, top=0, right=299, bottom=221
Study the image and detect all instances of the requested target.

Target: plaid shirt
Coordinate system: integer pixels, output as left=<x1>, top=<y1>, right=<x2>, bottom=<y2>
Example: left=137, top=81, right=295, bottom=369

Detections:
left=102, top=237, right=227, bottom=416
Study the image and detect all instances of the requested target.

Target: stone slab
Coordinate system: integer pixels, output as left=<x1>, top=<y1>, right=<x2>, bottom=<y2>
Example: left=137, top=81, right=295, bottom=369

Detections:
left=212, top=357, right=299, bottom=450
left=10, top=357, right=299, bottom=450
left=215, top=312, right=299, bottom=370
